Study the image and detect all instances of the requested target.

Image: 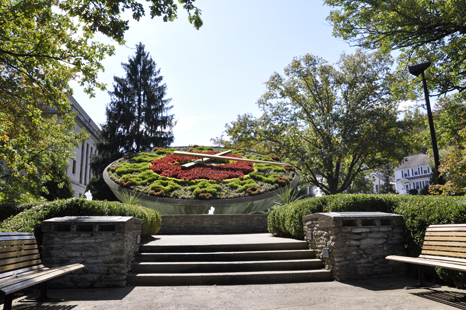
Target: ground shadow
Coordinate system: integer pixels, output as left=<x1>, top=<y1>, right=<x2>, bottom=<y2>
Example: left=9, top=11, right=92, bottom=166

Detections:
left=412, top=289, right=466, bottom=310
left=9, top=304, right=77, bottom=310
left=340, top=276, right=421, bottom=291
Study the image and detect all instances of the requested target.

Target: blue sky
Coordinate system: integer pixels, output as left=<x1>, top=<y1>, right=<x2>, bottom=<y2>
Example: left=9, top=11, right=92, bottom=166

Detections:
left=71, top=1, right=361, bottom=147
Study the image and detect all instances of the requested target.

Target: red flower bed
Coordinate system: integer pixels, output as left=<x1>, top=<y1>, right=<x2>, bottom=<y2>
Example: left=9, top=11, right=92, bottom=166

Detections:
left=149, top=151, right=254, bottom=181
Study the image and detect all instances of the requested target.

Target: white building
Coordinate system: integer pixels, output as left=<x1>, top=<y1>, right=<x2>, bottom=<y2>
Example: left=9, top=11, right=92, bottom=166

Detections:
left=394, top=154, right=432, bottom=195
left=368, top=171, right=396, bottom=194
left=66, top=96, right=101, bottom=198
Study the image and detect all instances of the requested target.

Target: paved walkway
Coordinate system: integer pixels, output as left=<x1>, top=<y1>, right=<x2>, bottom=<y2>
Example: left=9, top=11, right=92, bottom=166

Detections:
left=10, top=234, right=466, bottom=310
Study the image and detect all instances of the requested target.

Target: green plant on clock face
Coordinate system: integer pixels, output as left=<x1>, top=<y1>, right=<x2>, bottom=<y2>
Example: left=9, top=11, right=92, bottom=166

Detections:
left=108, top=147, right=296, bottom=200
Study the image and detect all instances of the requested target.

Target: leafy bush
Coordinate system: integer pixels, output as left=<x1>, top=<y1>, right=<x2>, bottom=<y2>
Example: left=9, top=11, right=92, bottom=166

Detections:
left=0, top=202, right=41, bottom=222
left=267, top=194, right=466, bottom=286
left=0, top=199, right=162, bottom=244
left=268, top=194, right=399, bottom=238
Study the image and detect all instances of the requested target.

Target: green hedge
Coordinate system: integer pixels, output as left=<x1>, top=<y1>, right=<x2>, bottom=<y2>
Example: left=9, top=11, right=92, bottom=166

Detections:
left=0, top=199, right=162, bottom=244
left=268, top=194, right=466, bottom=285
left=268, top=194, right=466, bottom=245
left=268, top=194, right=399, bottom=238
left=0, top=202, right=41, bottom=222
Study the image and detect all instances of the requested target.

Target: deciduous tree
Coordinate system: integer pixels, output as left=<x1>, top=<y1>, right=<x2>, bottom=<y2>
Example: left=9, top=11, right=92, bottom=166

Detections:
left=1, top=0, right=201, bottom=202
left=215, top=50, right=412, bottom=195
left=324, top=0, right=466, bottom=99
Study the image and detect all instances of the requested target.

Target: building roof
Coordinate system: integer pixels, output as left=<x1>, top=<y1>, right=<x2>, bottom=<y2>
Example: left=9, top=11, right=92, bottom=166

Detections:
left=369, top=171, right=395, bottom=183
left=394, top=154, right=428, bottom=170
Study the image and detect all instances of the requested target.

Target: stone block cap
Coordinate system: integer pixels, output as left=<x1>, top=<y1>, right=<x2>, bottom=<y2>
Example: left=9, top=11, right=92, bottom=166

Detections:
left=43, top=216, right=142, bottom=223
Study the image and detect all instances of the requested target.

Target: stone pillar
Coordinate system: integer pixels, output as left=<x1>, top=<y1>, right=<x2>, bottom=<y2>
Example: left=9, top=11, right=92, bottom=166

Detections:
left=41, top=216, right=142, bottom=288
left=303, top=212, right=406, bottom=281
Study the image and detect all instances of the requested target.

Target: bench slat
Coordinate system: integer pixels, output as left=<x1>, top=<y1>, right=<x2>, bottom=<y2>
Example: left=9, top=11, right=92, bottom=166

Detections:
left=0, top=264, right=82, bottom=290
left=424, top=236, right=466, bottom=242
left=1, top=263, right=84, bottom=295
left=0, top=249, right=40, bottom=260
left=0, top=253, right=41, bottom=266
left=0, top=244, right=38, bottom=254
left=424, top=241, right=466, bottom=247
left=0, top=258, right=42, bottom=273
left=428, top=224, right=466, bottom=228
left=427, top=227, right=466, bottom=232
left=0, top=265, right=45, bottom=280
left=420, top=255, right=466, bottom=265
left=425, top=231, right=466, bottom=237
left=0, top=266, right=50, bottom=289
left=0, top=239, right=37, bottom=248
left=0, top=235, right=36, bottom=242
left=422, top=245, right=466, bottom=253
left=421, top=249, right=466, bottom=258
left=386, top=255, right=466, bottom=272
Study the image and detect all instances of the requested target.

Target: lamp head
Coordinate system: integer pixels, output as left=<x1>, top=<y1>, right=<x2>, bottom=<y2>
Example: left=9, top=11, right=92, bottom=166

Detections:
left=408, top=62, right=431, bottom=77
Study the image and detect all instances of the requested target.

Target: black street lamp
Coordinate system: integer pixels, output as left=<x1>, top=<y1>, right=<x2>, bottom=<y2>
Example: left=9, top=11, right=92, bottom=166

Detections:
left=408, top=62, right=441, bottom=184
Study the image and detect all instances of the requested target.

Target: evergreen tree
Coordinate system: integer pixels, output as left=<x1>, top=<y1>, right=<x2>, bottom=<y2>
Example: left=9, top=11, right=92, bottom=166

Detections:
left=87, top=43, right=175, bottom=200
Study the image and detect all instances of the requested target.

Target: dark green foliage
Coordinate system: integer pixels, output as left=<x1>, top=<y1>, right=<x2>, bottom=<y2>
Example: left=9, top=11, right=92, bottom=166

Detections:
left=88, top=43, right=175, bottom=199
left=0, top=202, right=40, bottom=222
left=42, top=168, right=74, bottom=201
left=268, top=194, right=397, bottom=238
left=107, top=42, right=175, bottom=153
left=268, top=194, right=466, bottom=285
left=0, top=199, right=162, bottom=244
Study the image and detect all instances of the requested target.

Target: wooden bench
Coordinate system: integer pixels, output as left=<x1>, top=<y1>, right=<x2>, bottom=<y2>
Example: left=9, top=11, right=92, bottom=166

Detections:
left=0, top=232, right=84, bottom=310
left=386, top=224, right=466, bottom=287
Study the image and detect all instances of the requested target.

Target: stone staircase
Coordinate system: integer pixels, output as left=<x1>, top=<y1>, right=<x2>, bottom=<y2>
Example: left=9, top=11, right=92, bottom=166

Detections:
left=127, top=240, right=332, bottom=285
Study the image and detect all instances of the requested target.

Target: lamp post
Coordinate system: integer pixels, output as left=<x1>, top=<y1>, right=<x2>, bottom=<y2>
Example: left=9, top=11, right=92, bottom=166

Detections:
left=408, top=62, right=441, bottom=184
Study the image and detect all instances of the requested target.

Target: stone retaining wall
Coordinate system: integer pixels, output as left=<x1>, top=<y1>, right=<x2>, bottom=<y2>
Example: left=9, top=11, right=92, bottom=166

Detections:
left=303, top=212, right=406, bottom=281
left=41, top=216, right=142, bottom=288
left=159, top=214, right=268, bottom=234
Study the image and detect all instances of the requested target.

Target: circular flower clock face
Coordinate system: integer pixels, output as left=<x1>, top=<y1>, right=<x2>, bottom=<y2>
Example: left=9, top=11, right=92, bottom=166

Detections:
left=107, top=146, right=296, bottom=201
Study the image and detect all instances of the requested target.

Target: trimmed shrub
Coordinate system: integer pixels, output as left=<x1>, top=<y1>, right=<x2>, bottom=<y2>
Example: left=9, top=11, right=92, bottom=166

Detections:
left=0, top=202, right=41, bottom=222
left=267, top=194, right=466, bottom=286
left=0, top=199, right=162, bottom=244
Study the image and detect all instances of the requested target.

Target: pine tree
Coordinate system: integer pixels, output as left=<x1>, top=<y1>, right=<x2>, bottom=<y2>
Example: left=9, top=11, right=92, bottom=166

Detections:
left=87, top=43, right=175, bottom=200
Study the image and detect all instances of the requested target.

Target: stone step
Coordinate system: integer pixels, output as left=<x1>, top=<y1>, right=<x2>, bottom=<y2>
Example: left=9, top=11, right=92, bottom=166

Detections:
left=127, top=269, right=332, bottom=286
left=131, top=259, right=324, bottom=273
left=135, top=249, right=315, bottom=262
left=139, top=241, right=309, bottom=253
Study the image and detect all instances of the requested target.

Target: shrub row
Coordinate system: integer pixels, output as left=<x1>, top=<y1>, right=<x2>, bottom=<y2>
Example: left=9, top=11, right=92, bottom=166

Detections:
left=268, top=194, right=466, bottom=255
left=0, top=199, right=162, bottom=244
left=268, top=194, right=466, bottom=286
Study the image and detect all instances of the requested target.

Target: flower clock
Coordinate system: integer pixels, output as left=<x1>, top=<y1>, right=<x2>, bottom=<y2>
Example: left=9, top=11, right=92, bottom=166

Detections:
left=104, top=146, right=298, bottom=214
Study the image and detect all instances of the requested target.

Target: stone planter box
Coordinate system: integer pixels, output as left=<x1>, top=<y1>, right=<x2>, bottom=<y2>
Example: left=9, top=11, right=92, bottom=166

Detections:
left=41, top=216, right=142, bottom=288
left=303, top=212, right=406, bottom=281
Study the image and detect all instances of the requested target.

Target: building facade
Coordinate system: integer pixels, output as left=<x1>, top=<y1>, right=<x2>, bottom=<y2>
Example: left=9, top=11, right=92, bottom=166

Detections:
left=66, top=96, right=101, bottom=198
left=368, top=171, right=396, bottom=194
left=394, top=154, right=432, bottom=195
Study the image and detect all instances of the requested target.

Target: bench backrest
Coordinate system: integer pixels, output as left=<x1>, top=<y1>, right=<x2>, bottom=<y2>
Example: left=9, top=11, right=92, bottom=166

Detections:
left=0, top=233, right=42, bottom=273
left=421, top=224, right=466, bottom=262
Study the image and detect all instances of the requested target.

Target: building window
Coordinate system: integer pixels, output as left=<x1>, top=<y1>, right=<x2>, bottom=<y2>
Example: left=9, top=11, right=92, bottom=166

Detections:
left=72, top=159, right=76, bottom=174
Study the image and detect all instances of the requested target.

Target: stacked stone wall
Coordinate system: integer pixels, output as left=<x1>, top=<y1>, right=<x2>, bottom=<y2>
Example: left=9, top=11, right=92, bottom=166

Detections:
left=159, top=214, right=268, bottom=234
left=303, top=212, right=406, bottom=281
left=41, top=216, right=142, bottom=288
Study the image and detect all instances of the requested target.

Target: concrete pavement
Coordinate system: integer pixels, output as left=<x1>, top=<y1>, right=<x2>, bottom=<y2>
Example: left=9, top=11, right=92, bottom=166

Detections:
left=10, top=233, right=466, bottom=310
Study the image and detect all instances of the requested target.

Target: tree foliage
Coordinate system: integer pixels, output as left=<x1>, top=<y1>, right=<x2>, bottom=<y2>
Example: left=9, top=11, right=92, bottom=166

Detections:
left=324, top=0, right=466, bottom=99
left=430, top=128, right=466, bottom=196
left=1, top=0, right=201, bottom=203
left=0, top=109, right=86, bottom=202
left=214, top=50, right=411, bottom=195
left=87, top=43, right=175, bottom=199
